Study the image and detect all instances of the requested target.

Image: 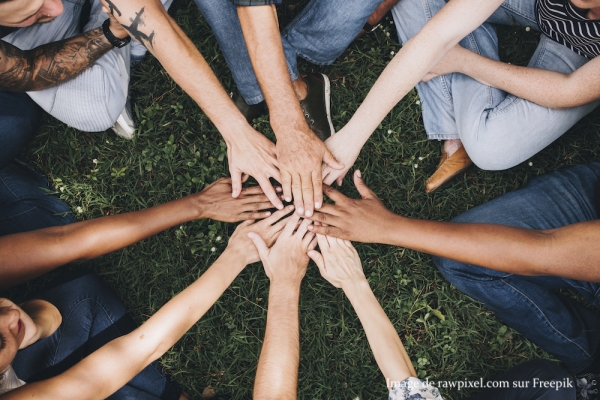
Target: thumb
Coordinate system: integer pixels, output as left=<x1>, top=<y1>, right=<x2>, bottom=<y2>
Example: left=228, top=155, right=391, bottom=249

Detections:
left=231, top=170, right=243, bottom=198
left=323, top=149, right=345, bottom=170
left=247, top=232, right=269, bottom=258
left=308, top=250, right=325, bottom=271
left=353, top=170, right=376, bottom=200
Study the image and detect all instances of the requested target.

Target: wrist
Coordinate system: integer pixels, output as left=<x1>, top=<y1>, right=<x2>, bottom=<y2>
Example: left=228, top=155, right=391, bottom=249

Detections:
left=342, top=278, right=372, bottom=303
left=102, top=19, right=130, bottom=47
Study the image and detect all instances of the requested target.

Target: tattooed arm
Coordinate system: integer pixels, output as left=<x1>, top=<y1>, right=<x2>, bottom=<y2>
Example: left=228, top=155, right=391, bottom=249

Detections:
left=0, top=15, right=128, bottom=92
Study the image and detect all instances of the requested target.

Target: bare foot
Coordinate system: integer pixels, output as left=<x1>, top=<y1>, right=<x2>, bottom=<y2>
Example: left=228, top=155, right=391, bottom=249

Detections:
left=443, top=139, right=463, bottom=157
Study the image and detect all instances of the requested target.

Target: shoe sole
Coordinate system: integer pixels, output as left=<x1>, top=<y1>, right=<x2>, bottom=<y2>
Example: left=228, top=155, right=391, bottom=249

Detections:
left=320, top=73, right=335, bottom=136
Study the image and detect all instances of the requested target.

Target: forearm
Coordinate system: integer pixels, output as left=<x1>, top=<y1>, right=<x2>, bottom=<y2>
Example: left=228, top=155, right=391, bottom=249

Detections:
left=0, top=27, right=114, bottom=92
left=383, top=215, right=600, bottom=281
left=344, top=279, right=415, bottom=385
left=237, top=5, right=308, bottom=136
left=9, top=250, right=247, bottom=400
left=0, top=195, right=203, bottom=290
left=458, top=50, right=600, bottom=108
left=254, top=282, right=301, bottom=400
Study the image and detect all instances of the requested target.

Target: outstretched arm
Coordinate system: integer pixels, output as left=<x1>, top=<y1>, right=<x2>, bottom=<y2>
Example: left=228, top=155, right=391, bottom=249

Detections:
left=308, top=237, right=416, bottom=386
left=322, top=0, right=504, bottom=185
left=0, top=15, right=127, bottom=91
left=424, top=44, right=600, bottom=109
left=0, top=179, right=272, bottom=290
left=237, top=4, right=344, bottom=218
left=308, top=170, right=600, bottom=282
left=1, top=207, right=295, bottom=400
left=249, top=214, right=316, bottom=399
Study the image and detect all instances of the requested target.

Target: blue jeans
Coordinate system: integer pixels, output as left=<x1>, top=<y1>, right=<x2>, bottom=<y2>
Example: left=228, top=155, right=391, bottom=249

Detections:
left=0, top=91, right=41, bottom=170
left=433, top=161, right=600, bottom=373
left=194, top=0, right=383, bottom=105
left=12, top=272, right=182, bottom=400
left=465, top=359, right=575, bottom=400
left=392, top=0, right=599, bottom=170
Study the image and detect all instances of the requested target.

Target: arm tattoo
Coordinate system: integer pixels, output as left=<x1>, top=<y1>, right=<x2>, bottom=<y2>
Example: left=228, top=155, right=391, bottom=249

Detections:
left=0, top=27, right=113, bottom=92
left=121, top=7, right=156, bottom=50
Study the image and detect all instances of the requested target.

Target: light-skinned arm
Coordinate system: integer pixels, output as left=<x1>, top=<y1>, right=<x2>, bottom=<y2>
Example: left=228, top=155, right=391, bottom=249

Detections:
left=1, top=209, right=294, bottom=400
left=237, top=5, right=344, bottom=218
left=100, top=0, right=283, bottom=209
left=248, top=214, right=317, bottom=399
left=307, top=170, right=600, bottom=282
left=308, top=236, right=416, bottom=386
left=423, top=44, right=600, bottom=109
left=322, top=0, right=505, bottom=185
left=0, top=178, right=274, bottom=290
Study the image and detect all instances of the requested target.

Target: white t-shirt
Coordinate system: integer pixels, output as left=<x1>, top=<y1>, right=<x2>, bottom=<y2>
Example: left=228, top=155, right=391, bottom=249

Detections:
left=0, top=365, right=26, bottom=394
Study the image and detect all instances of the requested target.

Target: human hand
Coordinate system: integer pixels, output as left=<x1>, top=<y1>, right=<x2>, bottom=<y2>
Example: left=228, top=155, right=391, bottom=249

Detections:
left=276, top=128, right=344, bottom=217
left=226, top=205, right=296, bottom=265
left=226, top=127, right=283, bottom=210
left=306, top=170, right=398, bottom=244
left=101, top=4, right=129, bottom=40
left=308, top=236, right=365, bottom=289
left=247, top=213, right=317, bottom=286
left=194, top=177, right=275, bottom=223
left=421, top=44, right=466, bottom=82
left=322, top=128, right=361, bottom=186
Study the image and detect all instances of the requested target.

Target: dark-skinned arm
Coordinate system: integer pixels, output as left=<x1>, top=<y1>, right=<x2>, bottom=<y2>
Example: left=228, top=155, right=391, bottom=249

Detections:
left=0, top=179, right=273, bottom=290
left=307, top=170, right=600, bottom=282
left=0, top=15, right=127, bottom=92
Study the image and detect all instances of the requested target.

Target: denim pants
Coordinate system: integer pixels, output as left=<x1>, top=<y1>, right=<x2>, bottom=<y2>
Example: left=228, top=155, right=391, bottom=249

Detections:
left=392, top=0, right=599, bottom=170
left=194, top=0, right=383, bottom=105
left=465, top=359, right=575, bottom=400
left=433, top=161, right=600, bottom=373
left=0, top=91, right=40, bottom=170
left=12, top=272, right=182, bottom=400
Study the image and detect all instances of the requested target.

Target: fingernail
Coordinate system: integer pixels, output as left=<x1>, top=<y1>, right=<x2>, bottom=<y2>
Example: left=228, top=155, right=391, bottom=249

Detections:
left=285, top=197, right=291, bottom=202
left=308, top=225, right=313, bottom=230
left=297, top=207, right=304, bottom=215
left=356, top=170, right=362, bottom=178
left=276, top=187, right=282, bottom=192
left=288, top=205, right=295, bottom=210
left=277, top=204, right=283, bottom=210
left=265, top=211, right=271, bottom=216
left=315, top=202, right=321, bottom=209
left=305, top=209, right=313, bottom=217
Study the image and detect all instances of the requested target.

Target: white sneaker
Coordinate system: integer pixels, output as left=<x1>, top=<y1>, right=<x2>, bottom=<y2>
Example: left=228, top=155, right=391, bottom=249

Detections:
left=111, top=102, right=134, bottom=140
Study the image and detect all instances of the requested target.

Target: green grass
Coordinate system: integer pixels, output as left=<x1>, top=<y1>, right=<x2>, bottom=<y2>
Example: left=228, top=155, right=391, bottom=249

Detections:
left=4, top=1, right=600, bottom=399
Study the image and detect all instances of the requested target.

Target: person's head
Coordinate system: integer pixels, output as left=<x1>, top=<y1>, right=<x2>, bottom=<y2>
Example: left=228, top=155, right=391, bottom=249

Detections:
left=0, top=0, right=63, bottom=28
left=0, top=299, right=35, bottom=373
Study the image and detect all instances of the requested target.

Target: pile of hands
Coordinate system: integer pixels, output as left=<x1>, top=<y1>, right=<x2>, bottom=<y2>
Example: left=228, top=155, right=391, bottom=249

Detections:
left=194, top=169, right=399, bottom=289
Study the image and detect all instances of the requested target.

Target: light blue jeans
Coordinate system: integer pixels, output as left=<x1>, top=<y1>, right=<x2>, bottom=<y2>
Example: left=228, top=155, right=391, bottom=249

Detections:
left=194, top=0, right=383, bottom=105
left=392, top=0, right=599, bottom=170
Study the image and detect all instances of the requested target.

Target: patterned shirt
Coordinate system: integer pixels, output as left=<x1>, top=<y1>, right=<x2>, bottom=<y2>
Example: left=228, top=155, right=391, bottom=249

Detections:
left=536, top=0, right=600, bottom=59
left=389, top=377, right=443, bottom=400
left=230, top=0, right=282, bottom=5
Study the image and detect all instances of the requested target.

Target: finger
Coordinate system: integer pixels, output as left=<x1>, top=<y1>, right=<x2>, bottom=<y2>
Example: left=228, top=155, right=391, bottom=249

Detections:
left=247, top=232, right=270, bottom=259
left=310, top=225, right=345, bottom=238
left=307, top=236, right=318, bottom=251
left=283, top=213, right=302, bottom=237
left=269, top=166, right=282, bottom=186
left=260, top=204, right=295, bottom=226
left=336, top=176, right=343, bottom=187
left=306, top=211, right=337, bottom=228
left=353, top=170, right=378, bottom=200
left=312, top=170, right=323, bottom=211
left=238, top=210, right=272, bottom=220
left=323, top=149, right=345, bottom=170
left=236, top=219, right=255, bottom=229
left=315, top=232, right=330, bottom=250
left=295, top=217, right=313, bottom=239
left=240, top=185, right=266, bottom=196
left=231, top=170, right=243, bottom=198
left=291, top=174, right=304, bottom=216
left=322, top=184, right=349, bottom=204
left=281, top=170, right=293, bottom=203
left=307, top=249, right=325, bottom=271
left=301, top=173, right=314, bottom=217
left=302, top=230, right=315, bottom=247
left=257, top=177, right=284, bottom=210
left=242, top=173, right=250, bottom=183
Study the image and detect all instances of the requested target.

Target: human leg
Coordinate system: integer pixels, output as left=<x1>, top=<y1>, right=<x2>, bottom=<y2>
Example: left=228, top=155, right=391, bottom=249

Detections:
left=0, top=91, right=41, bottom=170
left=466, top=359, right=576, bottom=400
left=12, top=272, right=182, bottom=399
left=433, top=161, right=600, bottom=373
left=0, top=160, right=76, bottom=236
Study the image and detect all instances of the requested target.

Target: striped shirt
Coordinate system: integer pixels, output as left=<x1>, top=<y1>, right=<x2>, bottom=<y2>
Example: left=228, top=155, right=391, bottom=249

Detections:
left=536, top=0, right=600, bottom=59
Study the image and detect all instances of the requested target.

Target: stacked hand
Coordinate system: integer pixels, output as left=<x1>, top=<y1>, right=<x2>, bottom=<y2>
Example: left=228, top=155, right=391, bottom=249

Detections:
left=308, top=236, right=365, bottom=290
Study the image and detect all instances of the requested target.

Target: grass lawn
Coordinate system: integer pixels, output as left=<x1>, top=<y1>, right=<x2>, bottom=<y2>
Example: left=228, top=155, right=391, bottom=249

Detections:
left=5, top=0, right=600, bottom=399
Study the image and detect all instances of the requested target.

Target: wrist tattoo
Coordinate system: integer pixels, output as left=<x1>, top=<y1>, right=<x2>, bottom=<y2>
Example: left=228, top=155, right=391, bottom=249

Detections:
left=0, top=26, right=112, bottom=91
